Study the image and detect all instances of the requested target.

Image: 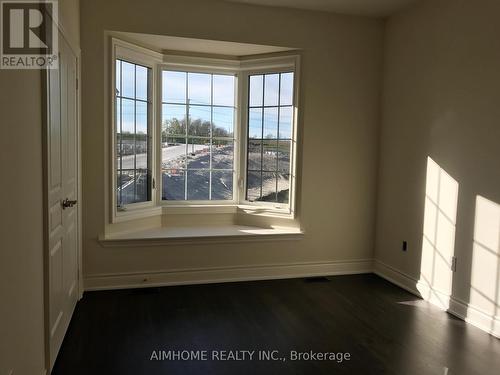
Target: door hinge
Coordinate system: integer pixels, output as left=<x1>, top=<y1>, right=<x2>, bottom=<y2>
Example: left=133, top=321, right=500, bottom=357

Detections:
left=451, top=256, right=457, bottom=272
left=76, top=78, right=78, bottom=90
left=152, top=177, right=156, bottom=189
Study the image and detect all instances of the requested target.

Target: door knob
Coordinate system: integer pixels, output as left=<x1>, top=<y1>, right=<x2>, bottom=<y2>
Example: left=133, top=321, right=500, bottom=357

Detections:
left=61, top=198, right=77, bottom=209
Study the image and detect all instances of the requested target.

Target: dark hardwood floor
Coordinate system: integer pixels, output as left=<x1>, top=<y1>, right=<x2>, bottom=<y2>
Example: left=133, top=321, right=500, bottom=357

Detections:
left=53, top=274, right=500, bottom=375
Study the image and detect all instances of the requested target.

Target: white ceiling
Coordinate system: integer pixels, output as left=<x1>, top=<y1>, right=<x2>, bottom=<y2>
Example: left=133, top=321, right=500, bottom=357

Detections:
left=112, top=32, right=295, bottom=56
left=225, top=0, right=420, bottom=17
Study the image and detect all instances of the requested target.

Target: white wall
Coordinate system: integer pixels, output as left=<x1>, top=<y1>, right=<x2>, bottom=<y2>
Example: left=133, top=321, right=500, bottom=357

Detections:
left=80, top=0, right=384, bottom=288
left=375, top=0, right=500, bottom=336
left=0, top=70, right=46, bottom=375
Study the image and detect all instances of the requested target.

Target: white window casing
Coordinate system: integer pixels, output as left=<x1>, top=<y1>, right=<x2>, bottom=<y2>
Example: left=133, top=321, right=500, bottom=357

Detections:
left=109, top=38, right=300, bottom=224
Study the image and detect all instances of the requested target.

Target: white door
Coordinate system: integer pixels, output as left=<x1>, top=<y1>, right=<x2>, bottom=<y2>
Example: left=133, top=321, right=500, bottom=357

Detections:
left=46, top=33, right=79, bottom=370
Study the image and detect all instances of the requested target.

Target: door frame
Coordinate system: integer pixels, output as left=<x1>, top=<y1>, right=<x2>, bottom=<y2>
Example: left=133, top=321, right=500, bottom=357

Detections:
left=41, top=23, right=82, bottom=373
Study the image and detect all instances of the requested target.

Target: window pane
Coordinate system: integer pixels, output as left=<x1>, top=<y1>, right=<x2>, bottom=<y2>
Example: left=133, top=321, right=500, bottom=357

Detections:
left=116, top=188, right=121, bottom=207
left=246, top=70, right=294, bottom=205
left=278, top=140, right=291, bottom=173
left=264, top=74, right=279, bottom=106
left=188, top=105, right=211, bottom=137
left=186, top=138, right=210, bottom=169
left=162, top=169, right=185, bottom=200
left=116, top=60, right=152, bottom=206
left=188, top=73, right=211, bottom=105
left=162, top=104, right=186, bottom=136
left=135, top=139, right=148, bottom=170
left=212, top=106, right=233, bottom=137
left=121, top=61, right=135, bottom=98
left=135, top=130, right=149, bottom=169
left=247, top=171, right=261, bottom=201
left=121, top=98, right=135, bottom=134
left=136, top=65, right=148, bottom=101
left=162, top=138, right=186, bottom=169
left=263, top=107, right=278, bottom=139
left=247, top=140, right=262, bottom=170
left=213, top=75, right=234, bottom=106
left=277, top=174, right=290, bottom=204
left=161, top=70, right=236, bottom=202
left=120, top=146, right=134, bottom=169
left=249, top=75, right=263, bottom=107
left=116, top=98, right=121, bottom=133
left=280, top=72, right=294, bottom=106
left=187, top=170, right=209, bottom=200
left=118, top=170, right=135, bottom=205
left=262, top=140, right=277, bottom=172
left=212, top=171, right=233, bottom=200
left=248, top=108, right=262, bottom=139
left=212, top=139, right=233, bottom=169
left=116, top=100, right=122, bottom=203
left=163, top=71, right=186, bottom=104
left=136, top=101, right=148, bottom=135
left=135, top=169, right=150, bottom=202
left=261, top=172, right=277, bottom=201
left=115, top=60, right=121, bottom=94
left=278, top=106, right=293, bottom=139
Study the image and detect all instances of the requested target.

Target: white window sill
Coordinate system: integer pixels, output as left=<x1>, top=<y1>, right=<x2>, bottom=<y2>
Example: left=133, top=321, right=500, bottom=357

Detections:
left=113, top=204, right=295, bottom=223
left=99, top=225, right=304, bottom=247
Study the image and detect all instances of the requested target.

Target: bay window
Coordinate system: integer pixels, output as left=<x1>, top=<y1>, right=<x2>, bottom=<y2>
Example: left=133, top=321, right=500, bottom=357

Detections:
left=111, top=38, right=299, bottom=222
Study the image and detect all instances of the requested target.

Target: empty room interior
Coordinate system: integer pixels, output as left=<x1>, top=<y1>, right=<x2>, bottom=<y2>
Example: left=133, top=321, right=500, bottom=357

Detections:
left=1, top=0, right=500, bottom=373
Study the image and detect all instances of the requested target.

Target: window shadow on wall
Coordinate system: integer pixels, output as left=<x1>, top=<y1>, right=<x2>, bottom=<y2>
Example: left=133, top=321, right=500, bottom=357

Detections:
left=417, top=157, right=459, bottom=310
left=469, top=195, right=500, bottom=333
left=414, top=157, right=500, bottom=336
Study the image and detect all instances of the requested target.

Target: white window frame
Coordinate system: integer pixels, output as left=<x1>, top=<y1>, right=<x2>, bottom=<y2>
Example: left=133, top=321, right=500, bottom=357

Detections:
left=158, top=57, right=240, bottom=207
left=110, top=39, right=162, bottom=223
left=109, top=38, right=300, bottom=223
left=238, top=58, right=299, bottom=215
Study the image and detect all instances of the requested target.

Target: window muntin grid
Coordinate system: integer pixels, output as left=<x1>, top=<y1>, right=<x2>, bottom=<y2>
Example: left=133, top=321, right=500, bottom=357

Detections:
left=115, top=59, right=152, bottom=207
left=161, top=70, right=236, bottom=201
left=246, top=72, right=294, bottom=204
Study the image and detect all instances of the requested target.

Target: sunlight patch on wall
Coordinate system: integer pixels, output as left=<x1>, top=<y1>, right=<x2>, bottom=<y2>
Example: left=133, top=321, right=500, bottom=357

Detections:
left=418, top=157, right=459, bottom=308
left=470, top=196, right=500, bottom=318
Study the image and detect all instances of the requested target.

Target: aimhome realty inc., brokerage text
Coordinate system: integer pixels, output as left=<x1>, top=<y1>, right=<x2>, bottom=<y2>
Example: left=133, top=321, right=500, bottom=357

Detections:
left=150, top=350, right=351, bottom=363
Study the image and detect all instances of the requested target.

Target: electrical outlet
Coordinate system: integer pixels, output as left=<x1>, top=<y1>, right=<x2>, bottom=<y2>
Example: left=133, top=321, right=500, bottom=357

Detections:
left=402, top=241, right=408, bottom=251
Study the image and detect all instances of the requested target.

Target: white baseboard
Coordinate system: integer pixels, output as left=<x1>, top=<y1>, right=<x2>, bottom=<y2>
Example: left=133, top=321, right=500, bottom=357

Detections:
left=374, top=260, right=500, bottom=339
left=373, top=259, right=421, bottom=296
left=84, top=259, right=374, bottom=291
left=448, top=297, right=500, bottom=338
